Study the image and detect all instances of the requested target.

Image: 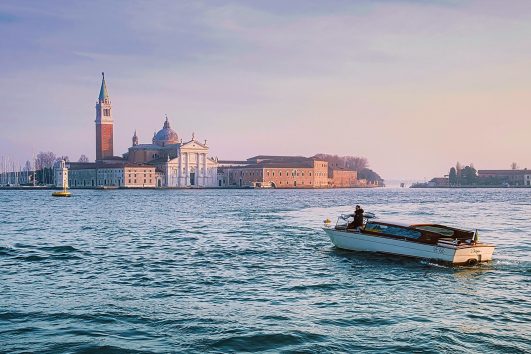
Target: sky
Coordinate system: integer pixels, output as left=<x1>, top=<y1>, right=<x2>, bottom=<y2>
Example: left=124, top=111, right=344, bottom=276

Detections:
left=0, top=0, right=530, bottom=180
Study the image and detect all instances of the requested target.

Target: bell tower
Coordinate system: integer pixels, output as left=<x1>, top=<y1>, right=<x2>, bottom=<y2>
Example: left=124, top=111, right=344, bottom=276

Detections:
left=95, top=72, right=113, bottom=161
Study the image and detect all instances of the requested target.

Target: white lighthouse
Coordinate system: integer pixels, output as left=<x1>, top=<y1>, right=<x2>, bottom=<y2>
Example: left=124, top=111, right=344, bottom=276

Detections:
left=54, top=160, right=69, bottom=188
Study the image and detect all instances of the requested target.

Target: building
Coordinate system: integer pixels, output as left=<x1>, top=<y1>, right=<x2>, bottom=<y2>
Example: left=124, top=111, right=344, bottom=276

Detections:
left=220, top=156, right=329, bottom=188
left=427, top=177, right=449, bottom=187
left=0, top=170, right=34, bottom=186
left=124, top=116, right=219, bottom=188
left=66, top=162, right=157, bottom=188
left=55, top=73, right=218, bottom=189
left=329, top=168, right=358, bottom=188
left=478, top=169, right=531, bottom=186
left=95, top=72, right=114, bottom=161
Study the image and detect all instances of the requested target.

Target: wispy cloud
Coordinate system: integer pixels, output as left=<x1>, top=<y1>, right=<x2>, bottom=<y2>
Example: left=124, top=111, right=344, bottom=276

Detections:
left=1, top=0, right=530, bottom=178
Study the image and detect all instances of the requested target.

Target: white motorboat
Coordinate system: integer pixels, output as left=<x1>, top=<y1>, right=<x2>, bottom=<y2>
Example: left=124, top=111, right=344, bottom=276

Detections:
left=323, top=213, right=495, bottom=265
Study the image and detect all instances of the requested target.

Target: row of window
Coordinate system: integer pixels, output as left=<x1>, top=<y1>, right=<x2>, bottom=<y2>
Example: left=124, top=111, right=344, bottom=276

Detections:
left=237, top=169, right=327, bottom=178
left=68, top=178, right=154, bottom=186
left=128, top=173, right=152, bottom=178
left=128, top=179, right=153, bottom=184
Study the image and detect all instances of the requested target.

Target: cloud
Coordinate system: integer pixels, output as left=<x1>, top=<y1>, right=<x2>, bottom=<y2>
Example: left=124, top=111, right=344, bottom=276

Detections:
left=1, top=0, right=531, bottom=179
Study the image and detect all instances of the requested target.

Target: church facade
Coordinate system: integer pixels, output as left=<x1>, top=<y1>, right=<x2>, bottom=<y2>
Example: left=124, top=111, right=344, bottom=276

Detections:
left=124, top=117, right=219, bottom=187
left=55, top=73, right=218, bottom=188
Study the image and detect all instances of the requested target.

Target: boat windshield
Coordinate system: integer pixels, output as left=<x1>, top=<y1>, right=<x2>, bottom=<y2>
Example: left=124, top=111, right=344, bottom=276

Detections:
left=365, top=222, right=422, bottom=240
left=412, top=225, right=455, bottom=237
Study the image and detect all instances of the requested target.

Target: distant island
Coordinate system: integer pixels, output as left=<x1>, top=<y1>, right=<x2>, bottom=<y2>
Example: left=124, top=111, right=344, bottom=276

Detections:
left=1, top=74, right=384, bottom=190
left=412, top=162, right=531, bottom=188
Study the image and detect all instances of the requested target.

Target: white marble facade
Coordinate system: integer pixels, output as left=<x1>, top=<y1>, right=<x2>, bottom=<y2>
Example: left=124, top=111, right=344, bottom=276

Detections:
left=161, top=139, right=218, bottom=187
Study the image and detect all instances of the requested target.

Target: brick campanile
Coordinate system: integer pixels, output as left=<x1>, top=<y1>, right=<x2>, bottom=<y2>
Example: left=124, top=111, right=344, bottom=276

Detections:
left=95, top=72, right=113, bottom=161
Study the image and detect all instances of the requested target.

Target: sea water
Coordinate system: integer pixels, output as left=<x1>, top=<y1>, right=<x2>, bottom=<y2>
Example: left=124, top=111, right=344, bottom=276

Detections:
left=0, top=188, right=530, bottom=353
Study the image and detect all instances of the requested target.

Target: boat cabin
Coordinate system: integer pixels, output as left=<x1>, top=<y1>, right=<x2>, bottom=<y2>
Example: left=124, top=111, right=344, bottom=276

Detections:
left=341, top=219, right=476, bottom=245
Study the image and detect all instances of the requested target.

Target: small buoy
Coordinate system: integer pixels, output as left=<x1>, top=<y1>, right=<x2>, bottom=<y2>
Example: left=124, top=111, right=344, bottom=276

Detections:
left=52, top=191, right=71, bottom=197
left=323, top=218, right=331, bottom=224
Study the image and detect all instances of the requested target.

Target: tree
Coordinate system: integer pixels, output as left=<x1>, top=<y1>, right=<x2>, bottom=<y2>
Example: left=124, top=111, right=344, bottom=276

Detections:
left=78, top=154, right=89, bottom=163
left=344, top=156, right=368, bottom=171
left=313, top=153, right=368, bottom=171
left=511, top=162, right=518, bottom=170
left=23, top=160, right=32, bottom=172
left=358, top=168, right=384, bottom=184
left=35, top=152, right=56, bottom=170
left=57, top=155, right=69, bottom=162
left=449, top=167, right=457, bottom=186
left=461, top=165, right=478, bottom=185
left=35, top=151, right=56, bottom=185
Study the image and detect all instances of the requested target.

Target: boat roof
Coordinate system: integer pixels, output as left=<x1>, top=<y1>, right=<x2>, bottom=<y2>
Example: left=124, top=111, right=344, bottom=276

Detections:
left=368, top=220, right=472, bottom=232
left=368, top=219, right=412, bottom=227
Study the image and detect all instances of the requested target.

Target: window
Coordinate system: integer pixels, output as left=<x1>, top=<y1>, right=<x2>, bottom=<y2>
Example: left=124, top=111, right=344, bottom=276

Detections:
left=365, top=223, right=421, bottom=239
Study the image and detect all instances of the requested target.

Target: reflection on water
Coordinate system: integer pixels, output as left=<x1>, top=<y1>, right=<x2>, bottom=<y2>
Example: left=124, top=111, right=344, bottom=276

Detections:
left=0, top=188, right=530, bottom=353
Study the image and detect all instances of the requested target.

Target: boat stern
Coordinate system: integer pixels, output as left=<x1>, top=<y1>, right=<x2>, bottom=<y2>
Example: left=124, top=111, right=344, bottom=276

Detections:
left=452, top=244, right=495, bottom=265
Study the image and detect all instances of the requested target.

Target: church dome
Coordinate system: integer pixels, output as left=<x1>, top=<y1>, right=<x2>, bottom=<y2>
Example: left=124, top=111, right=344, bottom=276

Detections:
left=153, top=116, right=178, bottom=146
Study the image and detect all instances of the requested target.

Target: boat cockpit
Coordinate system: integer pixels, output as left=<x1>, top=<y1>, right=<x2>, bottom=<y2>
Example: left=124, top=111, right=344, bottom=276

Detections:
left=334, top=213, right=477, bottom=245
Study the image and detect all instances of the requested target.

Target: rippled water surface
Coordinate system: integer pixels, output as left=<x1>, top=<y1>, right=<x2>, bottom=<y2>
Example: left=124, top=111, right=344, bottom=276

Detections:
left=1, top=188, right=530, bottom=353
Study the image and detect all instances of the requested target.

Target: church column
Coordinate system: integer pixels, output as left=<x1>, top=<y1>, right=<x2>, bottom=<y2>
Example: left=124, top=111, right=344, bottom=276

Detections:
left=196, top=153, right=200, bottom=187
left=203, top=153, right=207, bottom=186
left=178, top=153, right=182, bottom=187
left=185, top=153, right=190, bottom=186
left=164, top=161, right=169, bottom=187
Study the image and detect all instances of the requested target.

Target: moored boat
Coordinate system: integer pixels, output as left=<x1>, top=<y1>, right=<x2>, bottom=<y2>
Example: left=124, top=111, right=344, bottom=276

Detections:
left=323, top=212, right=495, bottom=265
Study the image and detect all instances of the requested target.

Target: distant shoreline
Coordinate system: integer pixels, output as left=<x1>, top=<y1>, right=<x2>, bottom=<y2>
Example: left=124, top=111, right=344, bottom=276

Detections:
left=410, top=185, right=531, bottom=189
left=0, top=186, right=383, bottom=191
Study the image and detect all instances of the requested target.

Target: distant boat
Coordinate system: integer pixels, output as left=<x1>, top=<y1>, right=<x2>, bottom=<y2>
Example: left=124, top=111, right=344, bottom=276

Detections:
left=95, top=186, right=119, bottom=190
left=323, top=212, right=494, bottom=265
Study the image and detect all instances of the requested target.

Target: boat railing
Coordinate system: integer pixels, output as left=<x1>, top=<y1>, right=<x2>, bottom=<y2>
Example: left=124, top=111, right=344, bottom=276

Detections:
left=335, top=212, right=377, bottom=230
left=335, top=214, right=351, bottom=230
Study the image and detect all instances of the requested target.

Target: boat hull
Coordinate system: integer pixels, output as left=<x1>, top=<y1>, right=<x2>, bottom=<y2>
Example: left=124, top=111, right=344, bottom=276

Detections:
left=323, top=228, right=494, bottom=265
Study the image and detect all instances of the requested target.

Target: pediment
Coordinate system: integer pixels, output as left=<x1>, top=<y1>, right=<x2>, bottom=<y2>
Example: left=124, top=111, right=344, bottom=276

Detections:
left=180, top=139, right=208, bottom=151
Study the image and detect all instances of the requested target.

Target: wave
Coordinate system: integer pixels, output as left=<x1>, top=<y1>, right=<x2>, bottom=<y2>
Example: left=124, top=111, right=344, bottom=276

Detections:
left=205, top=331, right=326, bottom=352
left=39, top=245, right=80, bottom=253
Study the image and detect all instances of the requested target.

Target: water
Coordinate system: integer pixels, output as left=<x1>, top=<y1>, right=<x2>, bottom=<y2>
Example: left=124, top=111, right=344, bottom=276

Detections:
left=0, top=188, right=530, bottom=353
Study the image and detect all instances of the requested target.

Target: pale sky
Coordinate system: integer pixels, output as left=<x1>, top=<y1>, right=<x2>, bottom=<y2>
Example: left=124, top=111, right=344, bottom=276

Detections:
left=1, top=0, right=530, bottom=180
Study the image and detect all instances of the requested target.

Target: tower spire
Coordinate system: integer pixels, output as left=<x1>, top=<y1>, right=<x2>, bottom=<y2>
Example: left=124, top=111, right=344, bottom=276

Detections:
left=99, top=72, right=109, bottom=101
left=132, top=129, right=138, bottom=146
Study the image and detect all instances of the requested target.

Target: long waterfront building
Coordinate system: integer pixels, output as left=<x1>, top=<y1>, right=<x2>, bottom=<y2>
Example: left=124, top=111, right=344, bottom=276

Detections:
left=52, top=73, right=367, bottom=189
